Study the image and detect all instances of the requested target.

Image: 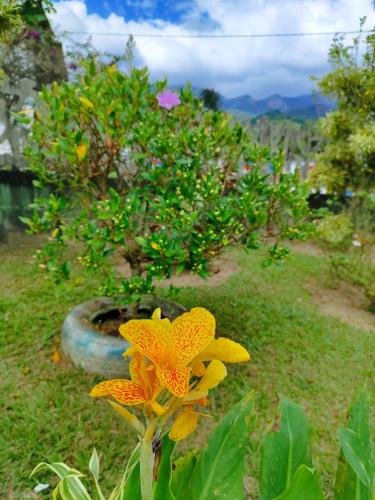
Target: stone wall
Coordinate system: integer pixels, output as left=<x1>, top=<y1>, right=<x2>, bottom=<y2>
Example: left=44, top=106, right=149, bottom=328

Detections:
left=0, top=74, right=36, bottom=170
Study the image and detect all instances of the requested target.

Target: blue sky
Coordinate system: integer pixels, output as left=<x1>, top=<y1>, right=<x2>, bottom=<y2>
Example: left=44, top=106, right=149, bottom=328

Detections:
left=51, top=0, right=375, bottom=98
left=85, top=0, right=189, bottom=22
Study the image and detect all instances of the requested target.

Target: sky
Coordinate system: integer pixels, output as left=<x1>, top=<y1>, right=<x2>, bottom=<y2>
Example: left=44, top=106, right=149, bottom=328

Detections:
left=49, top=0, right=375, bottom=99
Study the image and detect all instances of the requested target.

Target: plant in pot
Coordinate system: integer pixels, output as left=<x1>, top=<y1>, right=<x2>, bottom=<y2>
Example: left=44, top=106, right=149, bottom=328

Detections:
left=19, top=56, right=310, bottom=376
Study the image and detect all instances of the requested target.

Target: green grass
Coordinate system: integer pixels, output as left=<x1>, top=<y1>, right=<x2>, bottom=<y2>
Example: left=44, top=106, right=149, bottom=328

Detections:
left=0, top=244, right=374, bottom=498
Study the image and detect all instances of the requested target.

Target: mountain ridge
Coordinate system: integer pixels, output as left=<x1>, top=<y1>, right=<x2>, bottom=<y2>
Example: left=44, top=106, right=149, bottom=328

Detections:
left=173, top=86, right=335, bottom=120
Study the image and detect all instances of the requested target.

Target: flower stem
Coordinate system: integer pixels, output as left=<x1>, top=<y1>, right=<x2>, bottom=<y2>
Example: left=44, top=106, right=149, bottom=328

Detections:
left=140, top=420, right=156, bottom=500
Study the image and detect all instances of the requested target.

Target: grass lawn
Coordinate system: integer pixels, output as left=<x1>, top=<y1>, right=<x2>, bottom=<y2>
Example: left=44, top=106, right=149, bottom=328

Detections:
left=0, top=243, right=374, bottom=498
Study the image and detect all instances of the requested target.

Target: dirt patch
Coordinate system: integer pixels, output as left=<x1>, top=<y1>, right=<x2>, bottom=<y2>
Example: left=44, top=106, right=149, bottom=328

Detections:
left=161, top=256, right=240, bottom=288
left=287, top=240, right=324, bottom=257
left=115, top=255, right=240, bottom=288
left=308, top=280, right=375, bottom=331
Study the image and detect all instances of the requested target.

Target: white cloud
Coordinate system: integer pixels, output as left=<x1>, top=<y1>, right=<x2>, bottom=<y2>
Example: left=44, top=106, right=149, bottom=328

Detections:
left=50, top=0, right=375, bottom=98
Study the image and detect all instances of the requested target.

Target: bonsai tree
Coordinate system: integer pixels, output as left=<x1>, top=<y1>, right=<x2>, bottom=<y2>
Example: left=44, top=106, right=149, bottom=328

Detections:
left=20, top=57, right=309, bottom=302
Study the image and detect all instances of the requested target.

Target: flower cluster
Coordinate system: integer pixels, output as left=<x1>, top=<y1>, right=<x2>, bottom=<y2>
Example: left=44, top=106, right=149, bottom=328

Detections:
left=91, top=307, right=250, bottom=441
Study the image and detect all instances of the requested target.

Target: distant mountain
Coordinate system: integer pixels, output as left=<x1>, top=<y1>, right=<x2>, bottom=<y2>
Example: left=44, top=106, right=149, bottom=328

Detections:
left=171, top=85, right=335, bottom=121
left=219, top=93, right=334, bottom=120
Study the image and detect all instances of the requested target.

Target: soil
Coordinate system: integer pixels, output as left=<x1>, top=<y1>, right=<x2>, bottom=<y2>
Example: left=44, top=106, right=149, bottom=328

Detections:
left=308, top=280, right=375, bottom=331
left=90, top=307, right=150, bottom=337
left=114, top=254, right=241, bottom=288
left=288, top=241, right=375, bottom=331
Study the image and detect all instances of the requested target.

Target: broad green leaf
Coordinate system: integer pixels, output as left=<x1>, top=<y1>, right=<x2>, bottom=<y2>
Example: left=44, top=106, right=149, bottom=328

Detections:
left=339, top=429, right=371, bottom=487
left=260, top=397, right=312, bottom=500
left=275, top=465, right=324, bottom=500
left=118, top=443, right=141, bottom=500
left=187, top=394, right=254, bottom=500
left=122, top=460, right=141, bottom=500
left=334, top=393, right=374, bottom=500
left=170, top=452, right=198, bottom=500
left=153, top=435, right=176, bottom=500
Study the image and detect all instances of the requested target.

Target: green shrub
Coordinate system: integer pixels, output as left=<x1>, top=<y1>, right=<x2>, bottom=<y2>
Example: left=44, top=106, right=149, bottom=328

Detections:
left=19, top=57, right=309, bottom=301
left=316, top=213, right=353, bottom=251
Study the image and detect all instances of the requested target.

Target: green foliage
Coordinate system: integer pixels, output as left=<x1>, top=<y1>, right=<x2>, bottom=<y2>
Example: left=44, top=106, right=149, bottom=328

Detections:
left=177, top=394, right=254, bottom=500
left=153, top=437, right=175, bottom=500
left=260, top=397, right=315, bottom=499
left=335, top=394, right=375, bottom=500
left=275, top=465, right=324, bottom=500
left=311, top=22, right=375, bottom=192
left=22, top=57, right=309, bottom=301
left=30, top=393, right=374, bottom=500
left=316, top=213, right=353, bottom=250
left=0, top=1, right=23, bottom=43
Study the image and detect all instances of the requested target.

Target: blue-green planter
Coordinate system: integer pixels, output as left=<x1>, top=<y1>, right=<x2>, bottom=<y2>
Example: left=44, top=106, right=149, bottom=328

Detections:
left=62, top=296, right=186, bottom=378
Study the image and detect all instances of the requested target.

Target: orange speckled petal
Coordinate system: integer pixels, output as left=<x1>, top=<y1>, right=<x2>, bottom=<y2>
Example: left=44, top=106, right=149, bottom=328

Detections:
left=171, top=308, right=215, bottom=366
left=90, top=379, right=145, bottom=405
left=119, top=318, right=171, bottom=367
left=157, top=366, right=192, bottom=398
left=169, top=408, right=199, bottom=441
left=194, top=337, right=250, bottom=363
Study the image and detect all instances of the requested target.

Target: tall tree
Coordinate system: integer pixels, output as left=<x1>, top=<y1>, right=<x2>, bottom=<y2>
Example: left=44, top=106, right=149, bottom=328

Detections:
left=311, top=21, right=375, bottom=193
left=200, top=88, right=220, bottom=111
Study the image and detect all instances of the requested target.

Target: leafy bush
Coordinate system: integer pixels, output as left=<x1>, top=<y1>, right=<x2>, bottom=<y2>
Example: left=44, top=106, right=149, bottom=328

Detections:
left=20, top=57, right=309, bottom=301
left=311, top=23, right=375, bottom=193
left=316, top=213, right=353, bottom=250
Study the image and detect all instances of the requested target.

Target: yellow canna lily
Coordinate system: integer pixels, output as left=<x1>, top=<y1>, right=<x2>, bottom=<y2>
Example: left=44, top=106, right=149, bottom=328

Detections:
left=90, top=351, right=162, bottom=413
left=193, top=337, right=250, bottom=364
left=169, top=360, right=227, bottom=441
left=119, top=307, right=216, bottom=398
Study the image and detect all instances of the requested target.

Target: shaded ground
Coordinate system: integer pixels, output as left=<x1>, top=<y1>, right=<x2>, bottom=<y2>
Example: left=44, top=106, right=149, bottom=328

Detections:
left=0, top=243, right=374, bottom=498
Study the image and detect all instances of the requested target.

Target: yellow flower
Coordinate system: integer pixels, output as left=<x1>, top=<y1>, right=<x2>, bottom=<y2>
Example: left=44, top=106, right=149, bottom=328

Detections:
left=169, top=360, right=227, bottom=441
left=150, top=242, right=160, bottom=250
left=119, top=308, right=216, bottom=398
left=91, top=307, right=251, bottom=442
left=90, top=351, right=161, bottom=414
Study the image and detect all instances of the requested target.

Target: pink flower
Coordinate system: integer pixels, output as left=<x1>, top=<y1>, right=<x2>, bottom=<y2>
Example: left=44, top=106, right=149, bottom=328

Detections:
left=156, top=90, right=181, bottom=110
left=24, top=29, right=41, bottom=42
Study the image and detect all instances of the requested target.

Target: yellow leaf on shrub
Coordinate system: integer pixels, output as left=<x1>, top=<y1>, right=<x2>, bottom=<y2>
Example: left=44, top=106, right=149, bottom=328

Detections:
left=79, top=96, right=94, bottom=108
left=77, top=143, right=88, bottom=161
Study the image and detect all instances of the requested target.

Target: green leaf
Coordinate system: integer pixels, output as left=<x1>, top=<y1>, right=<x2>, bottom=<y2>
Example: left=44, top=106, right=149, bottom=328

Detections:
left=89, top=447, right=100, bottom=481
left=260, top=397, right=312, bottom=500
left=116, top=443, right=141, bottom=500
left=334, top=393, right=375, bottom=500
left=275, top=465, right=324, bottom=500
left=170, top=453, right=198, bottom=500
left=122, top=460, right=141, bottom=500
left=153, top=435, right=176, bottom=500
left=339, top=429, right=371, bottom=487
left=89, top=448, right=105, bottom=500
left=30, top=461, right=84, bottom=480
left=186, top=394, right=254, bottom=500
left=58, top=475, right=91, bottom=500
